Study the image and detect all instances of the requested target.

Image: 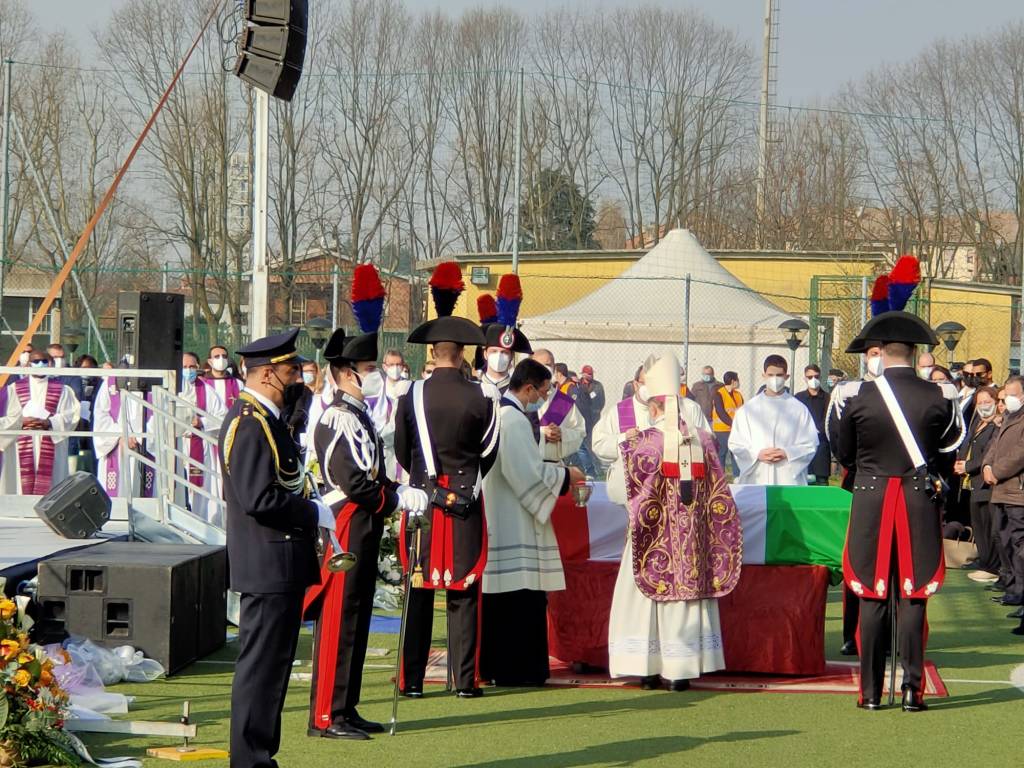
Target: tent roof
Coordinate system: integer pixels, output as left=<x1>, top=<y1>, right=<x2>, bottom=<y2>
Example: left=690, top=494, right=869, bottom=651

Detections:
left=520, top=229, right=795, bottom=345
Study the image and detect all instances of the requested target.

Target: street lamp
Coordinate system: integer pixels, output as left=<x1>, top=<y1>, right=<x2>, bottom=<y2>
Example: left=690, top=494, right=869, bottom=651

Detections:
left=61, top=326, right=85, bottom=359
left=779, top=318, right=810, bottom=384
left=934, top=321, right=966, bottom=366
left=306, top=317, right=332, bottom=364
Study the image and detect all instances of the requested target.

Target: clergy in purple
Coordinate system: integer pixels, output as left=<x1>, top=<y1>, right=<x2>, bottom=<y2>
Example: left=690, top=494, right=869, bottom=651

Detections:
left=608, top=352, right=743, bottom=690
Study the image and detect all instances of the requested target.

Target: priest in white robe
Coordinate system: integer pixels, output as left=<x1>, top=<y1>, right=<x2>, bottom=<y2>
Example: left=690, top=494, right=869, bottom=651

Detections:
left=729, top=354, right=819, bottom=486
left=607, top=352, right=742, bottom=690
left=531, top=349, right=586, bottom=463
left=594, top=363, right=709, bottom=504
left=203, top=344, right=242, bottom=409
left=0, top=351, right=80, bottom=495
left=177, top=353, right=227, bottom=525
left=370, top=349, right=411, bottom=482
left=480, top=359, right=583, bottom=686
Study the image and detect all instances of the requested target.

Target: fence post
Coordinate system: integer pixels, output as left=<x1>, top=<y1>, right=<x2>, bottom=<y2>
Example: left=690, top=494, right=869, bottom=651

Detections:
left=0, top=59, right=12, bottom=325
left=682, top=273, right=691, bottom=376
left=808, top=276, right=820, bottom=367
left=331, top=262, right=340, bottom=327
left=859, top=276, right=868, bottom=378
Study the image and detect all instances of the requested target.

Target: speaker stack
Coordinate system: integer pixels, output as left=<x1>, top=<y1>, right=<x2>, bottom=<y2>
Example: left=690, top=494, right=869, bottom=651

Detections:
left=116, top=291, right=184, bottom=392
left=37, top=542, right=227, bottom=675
left=233, top=0, right=308, bottom=102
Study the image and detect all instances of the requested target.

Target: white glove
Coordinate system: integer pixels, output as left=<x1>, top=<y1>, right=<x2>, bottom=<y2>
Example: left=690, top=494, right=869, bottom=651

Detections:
left=314, top=499, right=336, bottom=530
left=397, top=485, right=429, bottom=515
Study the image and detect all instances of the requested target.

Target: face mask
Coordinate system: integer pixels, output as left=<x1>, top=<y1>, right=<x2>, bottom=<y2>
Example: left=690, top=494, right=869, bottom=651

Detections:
left=302, top=371, right=316, bottom=386
left=701, top=374, right=712, bottom=383
left=487, top=351, right=512, bottom=374
left=918, top=367, right=933, bottom=380
left=423, top=372, right=432, bottom=380
left=52, top=357, right=64, bottom=369
left=637, top=384, right=650, bottom=403
left=400, top=370, right=410, bottom=380
left=807, top=377, right=820, bottom=390
left=828, top=378, right=838, bottom=388
left=867, top=356, right=884, bottom=377
left=282, top=382, right=305, bottom=407
left=977, top=404, right=997, bottom=419
left=211, top=357, right=229, bottom=372
left=1005, top=395, right=1023, bottom=414
left=18, top=351, right=30, bottom=366
left=361, top=372, right=383, bottom=398
left=525, top=391, right=544, bottom=413
left=766, top=375, right=786, bottom=394
left=182, top=368, right=198, bottom=385
left=385, top=365, right=403, bottom=382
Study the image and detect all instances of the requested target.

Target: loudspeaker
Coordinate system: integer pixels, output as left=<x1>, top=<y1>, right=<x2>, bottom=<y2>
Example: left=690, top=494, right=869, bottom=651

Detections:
left=234, top=0, right=308, bottom=102
left=37, top=542, right=227, bottom=675
left=117, top=291, right=184, bottom=392
left=34, top=471, right=111, bottom=539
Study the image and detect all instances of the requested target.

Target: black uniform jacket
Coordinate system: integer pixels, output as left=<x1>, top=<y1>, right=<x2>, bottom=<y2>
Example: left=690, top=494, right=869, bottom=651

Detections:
left=837, top=367, right=960, bottom=601
left=220, top=393, right=320, bottom=594
left=314, top=392, right=400, bottom=516
left=394, top=367, right=499, bottom=589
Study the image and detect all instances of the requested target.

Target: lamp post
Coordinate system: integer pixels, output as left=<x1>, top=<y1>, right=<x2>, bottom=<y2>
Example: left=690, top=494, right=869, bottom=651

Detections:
left=306, top=317, right=332, bottom=364
left=779, top=318, right=810, bottom=384
left=61, top=325, right=84, bottom=360
left=934, top=321, right=965, bottom=367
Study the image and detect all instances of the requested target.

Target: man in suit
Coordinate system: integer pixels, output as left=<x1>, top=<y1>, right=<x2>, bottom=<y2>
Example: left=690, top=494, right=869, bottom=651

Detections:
left=395, top=312, right=499, bottom=698
left=304, top=329, right=428, bottom=740
left=220, top=328, right=338, bottom=767
left=837, top=312, right=963, bottom=711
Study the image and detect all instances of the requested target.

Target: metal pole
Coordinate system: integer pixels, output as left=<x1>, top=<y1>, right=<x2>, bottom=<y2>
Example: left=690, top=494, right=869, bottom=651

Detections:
left=11, top=114, right=110, bottom=362
left=755, top=0, right=772, bottom=249
left=162, top=264, right=168, bottom=293
left=859, top=276, right=868, bottom=379
left=1019, top=231, right=1024, bottom=373
left=511, top=69, right=524, bottom=274
left=0, top=59, right=13, bottom=324
left=682, top=273, right=691, bottom=376
left=331, top=262, right=339, bottom=327
left=250, top=89, right=270, bottom=339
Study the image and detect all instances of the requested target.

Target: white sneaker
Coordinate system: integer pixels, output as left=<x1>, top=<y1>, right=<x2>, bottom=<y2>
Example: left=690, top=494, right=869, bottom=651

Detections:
left=967, top=570, right=999, bottom=583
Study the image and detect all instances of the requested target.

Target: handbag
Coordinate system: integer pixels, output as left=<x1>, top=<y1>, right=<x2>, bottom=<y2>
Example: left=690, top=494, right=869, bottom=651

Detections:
left=942, top=525, right=978, bottom=568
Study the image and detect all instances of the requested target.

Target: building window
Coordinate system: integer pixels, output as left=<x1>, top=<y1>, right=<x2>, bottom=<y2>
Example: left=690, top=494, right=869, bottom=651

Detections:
left=289, top=291, right=307, bottom=326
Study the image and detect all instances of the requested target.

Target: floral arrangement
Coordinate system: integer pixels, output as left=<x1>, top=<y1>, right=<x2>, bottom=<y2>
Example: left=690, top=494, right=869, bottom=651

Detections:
left=0, top=598, right=81, bottom=768
left=374, top=515, right=404, bottom=610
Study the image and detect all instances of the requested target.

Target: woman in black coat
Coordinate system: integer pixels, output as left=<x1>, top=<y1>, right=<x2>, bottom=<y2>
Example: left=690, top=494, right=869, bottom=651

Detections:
left=954, top=386, right=1000, bottom=574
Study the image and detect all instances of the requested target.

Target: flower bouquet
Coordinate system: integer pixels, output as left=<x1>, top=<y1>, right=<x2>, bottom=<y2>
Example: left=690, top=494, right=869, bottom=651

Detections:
left=374, top=516, right=404, bottom=610
left=0, top=598, right=81, bottom=767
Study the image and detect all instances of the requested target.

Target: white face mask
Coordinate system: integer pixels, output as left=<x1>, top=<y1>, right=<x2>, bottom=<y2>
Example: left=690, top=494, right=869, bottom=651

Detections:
left=636, top=384, right=650, bottom=403
left=18, top=351, right=30, bottom=366
left=52, top=356, right=65, bottom=369
left=807, top=377, right=820, bottom=390
left=1004, top=395, right=1023, bottom=414
left=977, top=404, right=997, bottom=419
left=867, top=356, right=884, bottom=377
left=302, top=371, right=316, bottom=386
left=487, top=350, right=512, bottom=374
left=918, top=366, right=933, bottom=380
left=765, top=375, right=786, bottom=394
left=211, top=357, right=229, bottom=372
left=385, top=365, right=403, bottom=382
left=361, top=371, right=384, bottom=398
left=701, top=374, right=712, bottom=383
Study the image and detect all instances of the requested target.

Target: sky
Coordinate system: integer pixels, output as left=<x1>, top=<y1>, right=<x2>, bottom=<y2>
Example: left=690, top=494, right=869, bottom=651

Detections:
left=33, top=0, right=1024, bottom=104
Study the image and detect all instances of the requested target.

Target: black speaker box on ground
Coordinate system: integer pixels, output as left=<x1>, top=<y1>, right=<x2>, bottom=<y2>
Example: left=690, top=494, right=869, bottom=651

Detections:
left=34, top=472, right=111, bottom=539
left=117, top=291, right=184, bottom=392
left=37, top=542, right=227, bottom=675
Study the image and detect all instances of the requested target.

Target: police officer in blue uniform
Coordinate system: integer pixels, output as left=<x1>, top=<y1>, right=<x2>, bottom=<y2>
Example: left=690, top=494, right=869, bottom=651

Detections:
left=220, top=328, right=337, bottom=767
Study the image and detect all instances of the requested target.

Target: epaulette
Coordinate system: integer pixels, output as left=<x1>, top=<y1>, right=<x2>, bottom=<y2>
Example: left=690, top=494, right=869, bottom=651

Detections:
left=321, top=403, right=361, bottom=434
left=223, top=399, right=278, bottom=475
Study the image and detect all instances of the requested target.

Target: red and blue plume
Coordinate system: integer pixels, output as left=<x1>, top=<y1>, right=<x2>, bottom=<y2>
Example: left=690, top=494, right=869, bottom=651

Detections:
left=429, top=261, right=464, bottom=318
left=496, top=273, right=523, bottom=328
left=351, top=264, right=386, bottom=334
left=887, top=254, right=921, bottom=312
left=477, top=294, right=498, bottom=324
left=870, top=274, right=890, bottom=317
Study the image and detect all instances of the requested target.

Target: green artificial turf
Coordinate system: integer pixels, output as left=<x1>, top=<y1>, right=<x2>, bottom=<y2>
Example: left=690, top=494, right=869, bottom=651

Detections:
left=80, top=571, right=1022, bottom=768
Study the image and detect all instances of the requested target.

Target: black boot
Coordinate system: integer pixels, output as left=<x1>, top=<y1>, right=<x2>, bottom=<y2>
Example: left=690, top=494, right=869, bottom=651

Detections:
left=901, top=686, right=928, bottom=712
left=343, top=709, right=385, bottom=734
left=639, top=675, right=661, bottom=690
left=840, top=640, right=858, bottom=656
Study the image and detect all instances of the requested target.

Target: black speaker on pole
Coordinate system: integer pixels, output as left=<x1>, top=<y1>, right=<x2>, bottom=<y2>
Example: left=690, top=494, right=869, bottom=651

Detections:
left=117, top=291, right=184, bottom=392
left=233, top=0, right=308, bottom=102
left=37, top=542, right=227, bottom=675
left=34, top=472, right=111, bottom=539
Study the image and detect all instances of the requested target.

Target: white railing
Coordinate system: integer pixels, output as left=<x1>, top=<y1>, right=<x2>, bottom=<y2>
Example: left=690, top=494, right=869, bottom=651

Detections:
left=0, top=366, right=226, bottom=546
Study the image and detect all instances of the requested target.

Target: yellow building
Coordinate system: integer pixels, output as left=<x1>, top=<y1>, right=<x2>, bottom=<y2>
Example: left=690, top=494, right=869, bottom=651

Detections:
left=420, top=244, right=1019, bottom=379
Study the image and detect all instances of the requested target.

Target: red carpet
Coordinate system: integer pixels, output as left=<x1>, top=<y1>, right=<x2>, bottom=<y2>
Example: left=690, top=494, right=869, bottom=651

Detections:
left=423, top=650, right=947, bottom=696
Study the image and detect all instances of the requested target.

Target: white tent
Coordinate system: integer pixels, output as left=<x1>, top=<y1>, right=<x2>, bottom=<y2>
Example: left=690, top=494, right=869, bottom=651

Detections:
left=519, top=229, right=807, bottom=412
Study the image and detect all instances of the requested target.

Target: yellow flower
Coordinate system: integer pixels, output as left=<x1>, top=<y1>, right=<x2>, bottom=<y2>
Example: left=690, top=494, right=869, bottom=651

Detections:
left=0, top=599, right=16, bottom=620
left=12, top=668, right=31, bottom=687
left=39, top=669, right=53, bottom=686
left=0, top=639, right=20, bottom=659
left=17, top=652, right=33, bottom=665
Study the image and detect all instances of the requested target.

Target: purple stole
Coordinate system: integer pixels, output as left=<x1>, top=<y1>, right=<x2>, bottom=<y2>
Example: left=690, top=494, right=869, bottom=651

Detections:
left=14, top=378, right=63, bottom=495
left=621, top=423, right=742, bottom=602
left=540, top=389, right=575, bottom=427
left=190, top=383, right=207, bottom=487
left=209, top=376, right=240, bottom=409
left=103, top=382, right=154, bottom=497
left=616, top=398, right=636, bottom=434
